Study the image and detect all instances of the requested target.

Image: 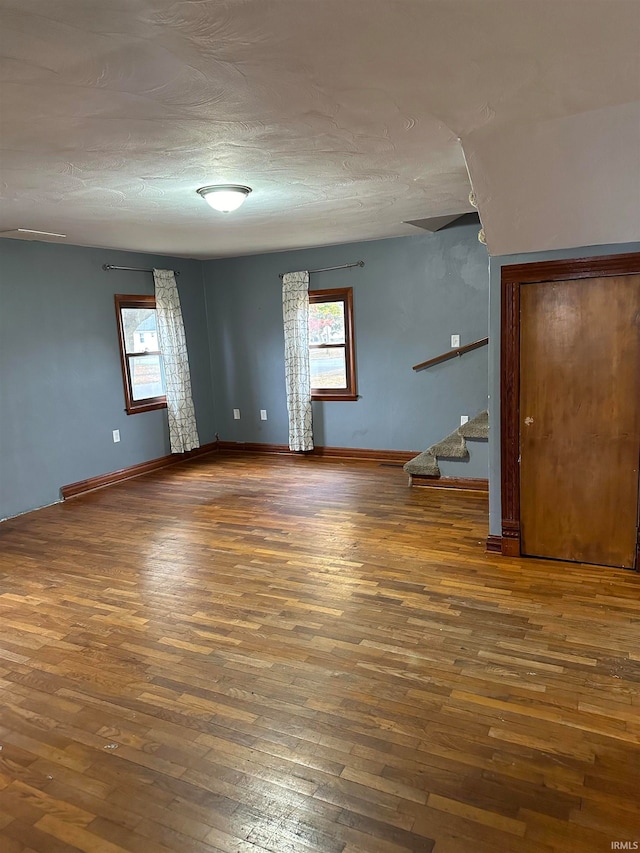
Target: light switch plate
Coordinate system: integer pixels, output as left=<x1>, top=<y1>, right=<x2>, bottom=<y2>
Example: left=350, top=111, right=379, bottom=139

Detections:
left=233, top=409, right=240, bottom=420
left=260, top=410, right=267, bottom=420
left=460, top=415, right=469, bottom=425
left=451, top=334, right=460, bottom=348
left=112, top=429, right=120, bottom=443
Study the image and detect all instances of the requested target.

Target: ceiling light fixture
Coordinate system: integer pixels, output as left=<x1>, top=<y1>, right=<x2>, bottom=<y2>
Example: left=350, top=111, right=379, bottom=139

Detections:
left=196, top=184, right=252, bottom=213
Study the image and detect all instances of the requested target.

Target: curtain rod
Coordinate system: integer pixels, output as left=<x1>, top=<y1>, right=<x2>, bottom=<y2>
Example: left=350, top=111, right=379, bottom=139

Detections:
left=278, top=260, right=364, bottom=280
left=102, top=264, right=180, bottom=276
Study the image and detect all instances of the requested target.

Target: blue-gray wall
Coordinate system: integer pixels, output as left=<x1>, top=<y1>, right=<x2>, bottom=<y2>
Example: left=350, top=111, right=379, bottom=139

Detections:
left=204, top=219, right=490, bottom=474
left=0, top=239, right=215, bottom=520
left=1, top=220, right=490, bottom=521
left=488, top=240, right=640, bottom=536
left=5, top=228, right=637, bottom=529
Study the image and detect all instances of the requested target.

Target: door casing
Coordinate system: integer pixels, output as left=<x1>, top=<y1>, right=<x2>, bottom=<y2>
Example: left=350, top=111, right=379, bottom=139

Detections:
left=499, top=252, right=640, bottom=567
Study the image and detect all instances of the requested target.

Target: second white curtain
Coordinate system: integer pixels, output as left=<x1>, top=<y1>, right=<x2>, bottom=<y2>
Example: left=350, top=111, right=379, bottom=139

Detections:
left=153, top=269, right=200, bottom=454
left=282, top=271, right=313, bottom=451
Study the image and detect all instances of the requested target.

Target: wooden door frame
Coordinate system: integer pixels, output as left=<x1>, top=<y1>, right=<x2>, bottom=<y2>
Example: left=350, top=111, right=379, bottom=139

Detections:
left=500, top=251, right=640, bottom=559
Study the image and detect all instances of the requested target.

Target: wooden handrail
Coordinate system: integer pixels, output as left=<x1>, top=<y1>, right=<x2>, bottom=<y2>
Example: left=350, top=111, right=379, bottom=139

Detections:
left=412, top=337, right=488, bottom=371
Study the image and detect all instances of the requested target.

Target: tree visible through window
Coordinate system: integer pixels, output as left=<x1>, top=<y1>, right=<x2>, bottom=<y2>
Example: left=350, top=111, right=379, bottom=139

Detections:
left=114, top=294, right=167, bottom=414
left=308, top=287, right=357, bottom=401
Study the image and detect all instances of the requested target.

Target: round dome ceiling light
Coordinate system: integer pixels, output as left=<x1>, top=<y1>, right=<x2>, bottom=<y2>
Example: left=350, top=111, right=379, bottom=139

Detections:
left=196, top=184, right=252, bottom=213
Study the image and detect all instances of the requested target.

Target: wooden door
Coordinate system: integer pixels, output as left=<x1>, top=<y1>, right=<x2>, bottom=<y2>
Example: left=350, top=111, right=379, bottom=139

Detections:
left=519, top=275, right=640, bottom=568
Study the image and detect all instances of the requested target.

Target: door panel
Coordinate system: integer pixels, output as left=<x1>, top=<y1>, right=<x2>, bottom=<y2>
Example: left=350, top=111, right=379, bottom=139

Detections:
left=520, top=275, right=640, bottom=568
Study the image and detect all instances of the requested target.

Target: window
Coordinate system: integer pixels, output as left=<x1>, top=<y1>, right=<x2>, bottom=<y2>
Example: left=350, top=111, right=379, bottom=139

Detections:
left=308, top=287, right=357, bottom=400
left=114, top=294, right=167, bottom=414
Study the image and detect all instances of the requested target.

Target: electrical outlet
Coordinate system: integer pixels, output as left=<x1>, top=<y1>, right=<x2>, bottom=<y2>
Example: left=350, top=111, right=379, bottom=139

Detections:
left=233, top=408, right=240, bottom=420
left=460, top=415, right=469, bottom=425
left=451, top=334, right=460, bottom=348
left=260, top=409, right=267, bottom=421
left=112, top=429, right=120, bottom=443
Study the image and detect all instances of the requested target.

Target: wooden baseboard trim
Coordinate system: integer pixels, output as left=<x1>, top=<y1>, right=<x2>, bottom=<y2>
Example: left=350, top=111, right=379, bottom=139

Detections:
left=217, top=441, right=418, bottom=465
left=486, top=534, right=503, bottom=553
left=410, top=475, right=489, bottom=492
left=218, top=441, right=291, bottom=455
left=312, top=446, right=418, bottom=464
left=501, top=537, right=521, bottom=557
left=61, top=441, right=219, bottom=499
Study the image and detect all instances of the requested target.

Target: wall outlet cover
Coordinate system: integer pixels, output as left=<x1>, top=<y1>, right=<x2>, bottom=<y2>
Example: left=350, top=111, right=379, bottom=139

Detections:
left=260, top=410, right=267, bottom=420
left=460, top=415, right=469, bottom=425
left=112, top=429, right=120, bottom=442
left=233, top=409, right=240, bottom=420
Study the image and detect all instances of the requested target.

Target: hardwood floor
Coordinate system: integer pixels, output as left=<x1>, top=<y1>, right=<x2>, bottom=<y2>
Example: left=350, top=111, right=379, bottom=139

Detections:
left=0, top=453, right=638, bottom=853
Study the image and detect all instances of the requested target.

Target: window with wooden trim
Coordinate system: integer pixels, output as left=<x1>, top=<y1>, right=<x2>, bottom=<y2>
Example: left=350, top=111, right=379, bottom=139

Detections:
left=308, top=287, right=357, bottom=401
left=114, top=294, right=167, bottom=414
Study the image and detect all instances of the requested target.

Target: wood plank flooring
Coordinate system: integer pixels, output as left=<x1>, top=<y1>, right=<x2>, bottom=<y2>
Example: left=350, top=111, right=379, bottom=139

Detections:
left=0, top=453, right=638, bottom=852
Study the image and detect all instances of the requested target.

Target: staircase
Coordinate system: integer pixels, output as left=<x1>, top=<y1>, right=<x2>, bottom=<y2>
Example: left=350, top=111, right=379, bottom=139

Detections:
left=404, top=410, right=489, bottom=485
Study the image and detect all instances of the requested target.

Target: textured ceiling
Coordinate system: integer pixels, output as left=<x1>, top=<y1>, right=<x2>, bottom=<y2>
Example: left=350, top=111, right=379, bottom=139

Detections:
left=1, top=0, right=639, bottom=259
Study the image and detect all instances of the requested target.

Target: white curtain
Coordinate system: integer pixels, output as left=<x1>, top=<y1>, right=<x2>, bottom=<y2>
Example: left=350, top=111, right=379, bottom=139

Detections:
left=282, top=271, right=313, bottom=451
left=153, top=269, right=200, bottom=454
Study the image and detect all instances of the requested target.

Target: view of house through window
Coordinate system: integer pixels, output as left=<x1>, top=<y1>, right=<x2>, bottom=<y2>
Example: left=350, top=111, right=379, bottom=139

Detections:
left=308, top=287, right=357, bottom=400
left=115, top=295, right=167, bottom=414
